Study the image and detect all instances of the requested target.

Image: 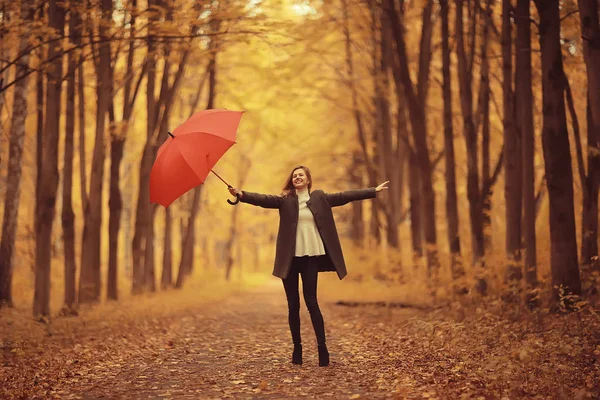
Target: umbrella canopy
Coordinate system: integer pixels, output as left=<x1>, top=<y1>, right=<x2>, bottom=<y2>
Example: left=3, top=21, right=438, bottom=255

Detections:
left=150, top=109, right=245, bottom=207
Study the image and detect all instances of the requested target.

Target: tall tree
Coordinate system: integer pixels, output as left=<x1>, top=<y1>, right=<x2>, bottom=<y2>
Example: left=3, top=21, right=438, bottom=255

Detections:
left=369, top=2, right=382, bottom=246
left=34, top=0, right=65, bottom=317
left=341, top=0, right=373, bottom=248
left=578, top=0, right=600, bottom=285
left=161, top=207, right=173, bottom=288
left=61, top=0, right=81, bottom=313
left=385, top=0, right=439, bottom=276
left=378, top=6, right=399, bottom=249
left=503, top=0, right=523, bottom=294
left=176, top=20, right=218, bottom=288
left=0, top=0, right=36, bottom=308
left=108, top=0, right=146, bottom=300
left=515, top=0, right=538, bottom=305
left=0, top=2, right=10, bottom=144
left=131, top=0, right=159, bottom=294
left=533, top=0, right=581, bottom=305
left=455, top=0, right=485, bottom=292
left=134, top=0, right=191, bottom=292
left=480, top=0, right=493, bottom=251
left=440, top=0, right=465, bottom=287
left=79, top=0, right=113, bottom=303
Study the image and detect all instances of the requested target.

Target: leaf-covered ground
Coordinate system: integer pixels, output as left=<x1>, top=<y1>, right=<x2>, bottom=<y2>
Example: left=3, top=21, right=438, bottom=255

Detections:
left=1, top=279, right=599, bottom=399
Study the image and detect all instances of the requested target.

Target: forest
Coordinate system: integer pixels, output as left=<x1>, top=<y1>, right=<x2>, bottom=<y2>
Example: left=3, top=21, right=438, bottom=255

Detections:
left=1, top=0, right=599, bottom=398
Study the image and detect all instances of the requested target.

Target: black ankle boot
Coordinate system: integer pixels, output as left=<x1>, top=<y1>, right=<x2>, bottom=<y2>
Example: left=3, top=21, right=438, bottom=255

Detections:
left=318, top=344, right=329, bottom=367
left=292, top=344, right=302, bottom=365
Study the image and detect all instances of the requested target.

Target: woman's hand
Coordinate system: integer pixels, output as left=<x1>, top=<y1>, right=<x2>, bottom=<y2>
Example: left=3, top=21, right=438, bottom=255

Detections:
left=228, top=186, right=243, bottom=198
left=375, top=181, right=389, bottom=192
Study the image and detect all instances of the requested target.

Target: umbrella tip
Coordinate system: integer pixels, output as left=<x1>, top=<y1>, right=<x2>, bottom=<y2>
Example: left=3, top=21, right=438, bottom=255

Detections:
left=168, top=131, right=174, bottom=138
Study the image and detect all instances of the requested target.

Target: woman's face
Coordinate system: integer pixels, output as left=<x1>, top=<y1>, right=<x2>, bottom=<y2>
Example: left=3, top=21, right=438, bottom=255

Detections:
left=292, top=168, right=309, bottom=190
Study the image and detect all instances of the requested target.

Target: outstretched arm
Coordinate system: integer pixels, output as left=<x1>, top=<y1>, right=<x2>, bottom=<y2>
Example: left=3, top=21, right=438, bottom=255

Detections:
left=325, top=181, right=389, bottom=207
left=229, top=187, right=282, bottom=209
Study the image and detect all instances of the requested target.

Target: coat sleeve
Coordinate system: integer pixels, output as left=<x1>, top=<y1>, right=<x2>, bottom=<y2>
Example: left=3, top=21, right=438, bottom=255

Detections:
left=324, top=188, right=377, bottom=207
left=240, top=191, right=282, bottom=209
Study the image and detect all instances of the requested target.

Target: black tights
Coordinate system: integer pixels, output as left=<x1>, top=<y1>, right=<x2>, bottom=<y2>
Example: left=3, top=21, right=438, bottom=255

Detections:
left=282, top=256, right=326, bottom=346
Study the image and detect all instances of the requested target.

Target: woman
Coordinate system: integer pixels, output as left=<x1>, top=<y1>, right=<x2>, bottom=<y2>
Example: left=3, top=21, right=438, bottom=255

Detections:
left=228, top=165, right=388, bottom=367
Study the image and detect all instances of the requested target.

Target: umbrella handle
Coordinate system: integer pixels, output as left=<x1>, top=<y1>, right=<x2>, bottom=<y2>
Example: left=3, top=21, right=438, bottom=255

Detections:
left=227, top=185, right=240, bottom=205
left=227, top=194, right=240, bottom=205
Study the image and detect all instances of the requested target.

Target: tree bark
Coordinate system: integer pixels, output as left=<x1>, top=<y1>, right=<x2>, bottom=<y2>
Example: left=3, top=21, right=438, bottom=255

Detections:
left=0, top=0, right=35, bottom=308
left=34, top=6, right=45, bottom=257
left=34, top=0, right=65, bottom=317
left=385, top=0, right=438, bottom=276
left=132, top=1, right=159, bottom=294
left=176, top=24, right=216, bottom=286
left=108, top=0, right=144, bottom=300
left=516, top=0, right=537, bottom=305
left=578, top=0, right=600, bottom=287
left=144, top=205, right=157, bottom=291
left=534, top=0, right=582, bottom=305
left=161, top=207, right=173, bottom=288
left=370, top=3, right=381, bottom=247
left=341, top=0, right=375, bottom=249
left=175, top=187, right=202, bottom=288
left=503, top=0, right=522, bottom=292
left=349, top=151, right=364, bottom=246
left=480, top=0, right=492, bottom=251
left=408, top=149, right=423, bottom=261
left=61, top=0, right=80, bottom=312
left=107, top=135, right=124, bottom=300
left=440, top=0, right=464, bottom=286
left=79, top=0, right=112, bottom=303
left=581, top=95, right=600, bottom=285
left=456, top=0, right=485, bottom=292
left=378, top=8, right=398, bottom=248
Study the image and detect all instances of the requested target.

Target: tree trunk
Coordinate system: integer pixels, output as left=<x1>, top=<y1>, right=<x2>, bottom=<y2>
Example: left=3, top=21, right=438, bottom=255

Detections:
left=408, top=149, right=423, bottom=262
left=378, top=9, right=398, bottom=248
left=78, top=52, right=88, bottom=213
left=132, top=4, right=158, bottom=294
left=440, top=0, right=464, bottom=285
left=108, top=0, right=143, bottom=300
left=480, top=0, right=492, bottom=251
left=581, top=96, right=600, bottom=289
left=225, top=205, right=239, bottom=281
left=0, top=0, right=35, bottom=308
left=578, top=0, right=600, bottom=289
left=516, top=0, right=538, bottom=305
left=161, top=207, right=173, bottom=288
left=456, top=0, right=485, bottom=288
left=385, top=0, right=438, bottom=276
left=34, top=6, right=45, bottom=250
left=370, top=3, right=382, bottom=247
left=61, top=0, right=80, bottom=312
left=79, top=0, right=112, bottom=303
left=175, top=26, right=216, bottom=286
left=107, top=137, right=124, bottom=300
left=342, top=0, right=376, bottom=248
left=144, top=205, right=157, bottom=291
left=34, top=0, right=65, bottom=318
left=534, top=0, right=581, bottom=305
left=349, top=151, right=364, bottom=246
left=503, top=0, right=522, bottom=292
left=175, top=187, right=202, bottom=288
left=134, top=0, right=189, bottom=293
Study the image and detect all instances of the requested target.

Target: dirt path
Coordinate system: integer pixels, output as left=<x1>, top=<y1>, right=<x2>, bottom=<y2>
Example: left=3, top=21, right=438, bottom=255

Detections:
left=2, top=280, right=597, bottom=399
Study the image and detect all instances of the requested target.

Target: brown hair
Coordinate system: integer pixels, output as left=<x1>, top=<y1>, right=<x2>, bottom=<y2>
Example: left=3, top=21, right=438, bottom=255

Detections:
left=281, top=165, right=312, bottom=197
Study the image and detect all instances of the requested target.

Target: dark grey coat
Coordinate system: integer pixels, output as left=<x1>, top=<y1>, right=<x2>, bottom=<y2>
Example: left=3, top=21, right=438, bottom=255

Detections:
left=240, top=188, right=377, bottom=280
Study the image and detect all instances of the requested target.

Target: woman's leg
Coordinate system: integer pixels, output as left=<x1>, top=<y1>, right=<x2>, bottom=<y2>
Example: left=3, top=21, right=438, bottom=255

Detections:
left=282, top=258, right=301, bottom=346
left=300, top=257, right=326, bottom=346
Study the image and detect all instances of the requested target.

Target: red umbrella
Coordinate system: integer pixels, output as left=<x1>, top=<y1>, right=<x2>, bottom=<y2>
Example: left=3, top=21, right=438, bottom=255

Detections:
left=150, top=109, right=245, bottom=208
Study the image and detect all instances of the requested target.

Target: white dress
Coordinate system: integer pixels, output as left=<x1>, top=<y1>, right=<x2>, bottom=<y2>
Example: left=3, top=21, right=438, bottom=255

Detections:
left=294, top=189, right=326, bottom=257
